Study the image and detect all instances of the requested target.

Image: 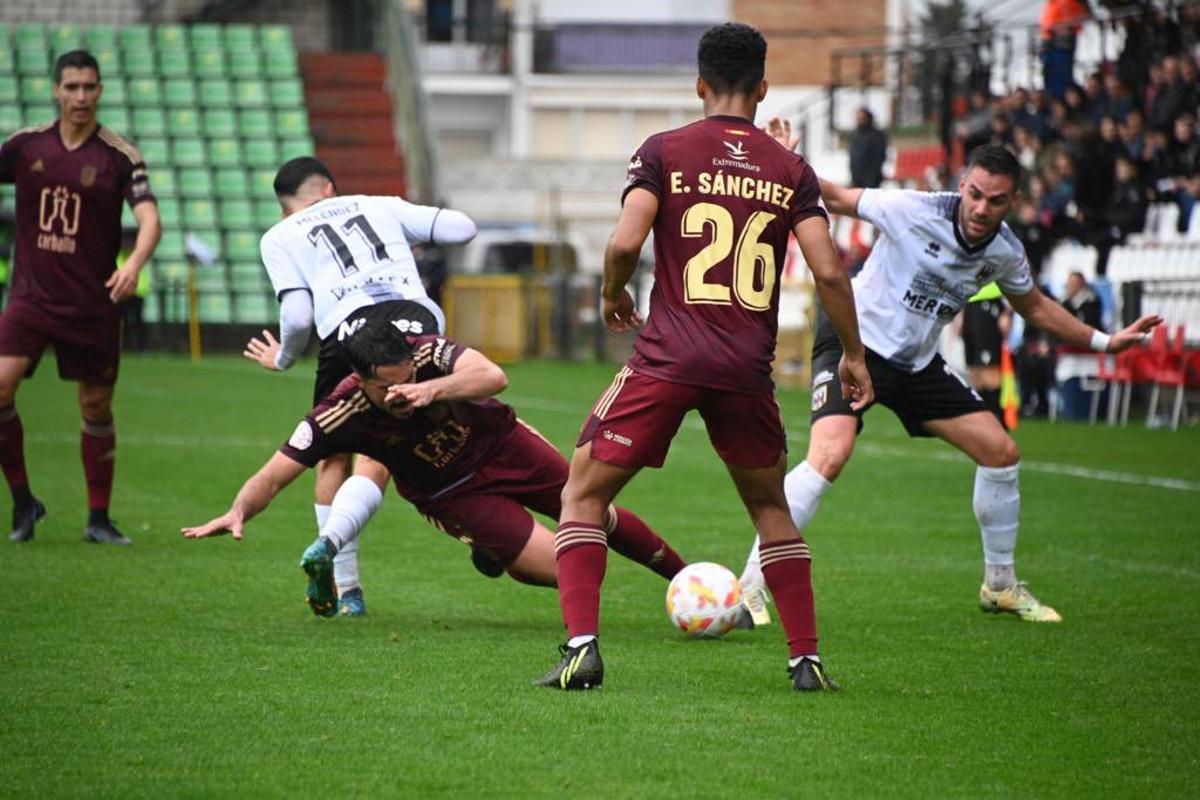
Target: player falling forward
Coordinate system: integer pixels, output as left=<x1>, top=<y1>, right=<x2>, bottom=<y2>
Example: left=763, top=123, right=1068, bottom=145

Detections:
left=0, top=50, right=161, bottom=544
left=535, top=23, right=872, bottom=693
left=183, top=308, right=689, bottom=610
left=743, top=132, right=1161, bottom=622
left=242, top=157, right=475, bottom=615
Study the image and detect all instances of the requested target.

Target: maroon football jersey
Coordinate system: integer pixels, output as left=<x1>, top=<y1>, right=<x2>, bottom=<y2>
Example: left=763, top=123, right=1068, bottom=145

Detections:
left=0, top=121, right=155, bottom=317
left=623, top=114, right=826, bottom=392
left=278, top=336, right=517, bottom=502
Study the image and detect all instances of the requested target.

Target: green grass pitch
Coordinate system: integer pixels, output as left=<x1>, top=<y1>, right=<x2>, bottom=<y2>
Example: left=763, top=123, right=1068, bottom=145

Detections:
left=2, top=354, right=1198, bottom=797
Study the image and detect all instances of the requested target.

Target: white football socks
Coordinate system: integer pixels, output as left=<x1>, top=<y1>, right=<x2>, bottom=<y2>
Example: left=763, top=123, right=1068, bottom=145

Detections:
left=784, top=460, right=832, bottom=532
left=974, top=464, right=1021, bottom=590
left=321, top=475, right=383, bottom=550
left=334, top=538, right=360, bottom=593
left=314, top=503, right=331, bottom=532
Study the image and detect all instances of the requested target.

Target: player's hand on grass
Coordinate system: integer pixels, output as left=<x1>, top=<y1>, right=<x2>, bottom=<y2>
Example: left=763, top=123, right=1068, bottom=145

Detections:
left=181, top=511, right=245, bottom=541
left=765, top=116, right=799, bottom=152
left=838, top=352, right=875, bottom=411
left=105, top=265, right=140, bottom=303
left=244, top=330, right=283, bottom=370
left=602, top=290, right=643, bottom=333
left=1107, top=314, right=1164, bottom=353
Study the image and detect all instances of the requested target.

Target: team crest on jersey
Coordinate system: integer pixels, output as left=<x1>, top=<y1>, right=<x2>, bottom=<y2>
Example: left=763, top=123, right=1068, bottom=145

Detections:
left=289, top=420, right=314, bottom=450
left=924, top=241, right=941, bottom=258
left=80, top=165, right=97, bottom=187
left=811, top=384, right=828, bottom=411
left=975, top=265, right=997, bottom=283
left=31, top=159, right=44, bottom=173
left=723, top=141, right=750, bottom=161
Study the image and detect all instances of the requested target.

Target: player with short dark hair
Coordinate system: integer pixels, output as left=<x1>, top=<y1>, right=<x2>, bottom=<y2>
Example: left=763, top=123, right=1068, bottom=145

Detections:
left=534, top=22, right=872, bottom=692
left=0, top=49, right=161, bottom=544
left=182, top=307, right=691, bottom=607
left=241, top=156, right=477, bottom=615
left=747, top=132, right=1161, bottom=622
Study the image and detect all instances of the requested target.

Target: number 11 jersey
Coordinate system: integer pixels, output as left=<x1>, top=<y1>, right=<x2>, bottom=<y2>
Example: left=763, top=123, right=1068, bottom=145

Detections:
left=624, top=115, right=827, bottom=392
left=259, top=194, right=440, bottom=339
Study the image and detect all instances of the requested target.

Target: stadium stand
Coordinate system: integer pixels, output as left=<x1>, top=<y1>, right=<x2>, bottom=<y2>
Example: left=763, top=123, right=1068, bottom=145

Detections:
left=0, top=22, right=316, bottom=327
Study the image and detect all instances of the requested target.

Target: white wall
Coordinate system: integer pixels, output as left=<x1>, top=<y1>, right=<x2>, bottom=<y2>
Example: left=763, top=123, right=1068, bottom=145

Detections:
left=532, top=0, right=729, bottom=24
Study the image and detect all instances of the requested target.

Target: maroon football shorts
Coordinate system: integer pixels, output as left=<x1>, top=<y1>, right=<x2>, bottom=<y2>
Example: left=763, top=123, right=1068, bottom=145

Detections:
left=576, top=366, right=786, bottom=470
left=414, top=420, right=568, bottom=568
left=0, top=300, right=121, bottom=386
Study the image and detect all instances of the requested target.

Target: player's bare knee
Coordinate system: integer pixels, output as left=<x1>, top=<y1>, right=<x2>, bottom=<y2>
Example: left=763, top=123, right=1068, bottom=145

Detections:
left=78, top=395, right=113, bottom=424
left=807, top=441, right=851, bottom=481
left=979, top=436, right=1020, bottom=468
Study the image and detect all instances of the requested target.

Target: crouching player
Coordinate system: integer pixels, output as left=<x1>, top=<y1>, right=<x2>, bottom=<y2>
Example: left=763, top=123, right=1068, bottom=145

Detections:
left=182, top=307, right=698, bottom=610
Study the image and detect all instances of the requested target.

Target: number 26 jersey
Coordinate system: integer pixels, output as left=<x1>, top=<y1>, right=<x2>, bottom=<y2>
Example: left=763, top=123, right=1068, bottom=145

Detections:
left=259, top=194, right=440, bottom=339
left=624, top=115, right=827, bottom=393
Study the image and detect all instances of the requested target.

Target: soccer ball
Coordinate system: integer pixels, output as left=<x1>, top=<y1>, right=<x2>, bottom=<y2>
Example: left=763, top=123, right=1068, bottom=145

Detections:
left=665, top=562, right=743, bottom=638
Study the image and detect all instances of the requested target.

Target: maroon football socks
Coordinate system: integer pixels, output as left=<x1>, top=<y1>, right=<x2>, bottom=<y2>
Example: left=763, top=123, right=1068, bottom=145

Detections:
left=604, top=506, right=686, bottom=580
left=554, top=520, right=609, bottom=638
left=759, top=537, right=819, bottom=657
left=81, top=418, right=116, bottom=515
left=0, top=406, right=30, bottom=501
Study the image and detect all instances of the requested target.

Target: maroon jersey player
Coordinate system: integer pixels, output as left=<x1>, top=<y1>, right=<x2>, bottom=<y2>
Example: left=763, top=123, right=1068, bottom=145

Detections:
left=0, top=51, right=161, bottom=545
left=182, top=306, right=690, bottom=612
left=535, top=23, right=873, bottom=693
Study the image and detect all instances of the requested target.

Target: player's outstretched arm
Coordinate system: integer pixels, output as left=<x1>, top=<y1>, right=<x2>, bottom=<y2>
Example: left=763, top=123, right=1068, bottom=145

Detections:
left=106, top=201, right=162, bottom=302
left=1005, top=286, right=1163, bottom=353
left=600, top=188, right=657, bottom=333
left=181, top=452, right=306, bottom=540
left=385, top=347, right=508, bottom=409
left=246, top=289, right=314, bottom=371
left=793, top=216, right=874, bottom=410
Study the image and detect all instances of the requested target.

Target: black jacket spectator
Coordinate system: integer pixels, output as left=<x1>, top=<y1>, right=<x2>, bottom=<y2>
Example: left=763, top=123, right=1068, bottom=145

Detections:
left=849, top=108, right=888, bottom=189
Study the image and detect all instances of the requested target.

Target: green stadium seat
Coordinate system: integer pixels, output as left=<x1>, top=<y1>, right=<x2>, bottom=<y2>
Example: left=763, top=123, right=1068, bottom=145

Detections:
left=155, top=25, right=188, bottom=52
left=188, top=227, right=222, bottom=256
left=273, top=109, right=309, bottom=138
left=20, top=76, right=52, bottom=104
left=138, top=137, right=169, bottom=169
left=127, top=78, right=162, bottom=105
left=167, top=107, right=200, bottom=137
left=157, top=199, right=182, bottom=229
left=195, top=264, right=229, bottom=292
left=22, top=104, right=56, bottom=126
left=192, top=48, right=226, bottom=79
left=86, top=25, right=119, bottom=51
left=254, top=199, right=281, bottom=228
left=214, top=167, right=249, bottom=198
left=0, top=49, right=13, bottom=76
left=142, top=292, right=161, bottom=323
left=0, top=105, right=21, bottom=137
left=17, top=48, right=51, bottom=78
left=249, top=168, right=276, bottom=199
left=183, top=198, right=218, bottom=228
left=101, top=106, right=132, bottom=134
left=119, top=25, right=152, bottom=52
left=172, top=138, right=207, bottom=167
left=270, top=79, right=304, bottom=108
left=228, top=50, right=261, bottom=79
left=158, top=49, right=191, bottom=79
left=202, top=108, right=236, bottom=137
left=91, top=47, right=121, bottom=77
left=132, top=107, right=166, bottom=138
left=15, top=24, right=47, bottom=47
left=100, top=76, right=127, bottom=104
left=198, top=292, right=233, bottom=324
left=178, top=167, right=214, bottom=198
left=219, top=199, right=254, bottom=228
left=163, top=78, right=197, bottom=107
left=0, top=77, right=19, bottom=104
left=157, top=258, right=188, bottom=280
left=238, top=108, right=273, bottom=138
left=263, top=49, right=299, bottom=79
left=122, top=49, right=156, bottom=78
left=224, top=25, right=257, bottom=52
left=198, top=79, right=232, bottom=107
left=157, top=230, right=185, bottom=260
left=234, top=79, right=267, bottom=107
left=233, top=291, right=273, bottom=324
left=208, top=138, right=242, bottom=168
left=243, top=138, right=279, bottom=168
left=259, top=26, right=294, bottom=52
left=225, top=231, right=260, bottom=262
left=121, top=203, right=135, bottom=229
left=278, top=137, right=314, bottom=161
left=51, top=25, right=83, bottom=55
left=151, top=166, right=178, bottom=197
left=189, top=25, right=223, bottom=50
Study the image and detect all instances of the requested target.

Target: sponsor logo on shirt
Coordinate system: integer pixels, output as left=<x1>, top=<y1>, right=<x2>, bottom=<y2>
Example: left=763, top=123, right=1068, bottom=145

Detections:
left=723, top=140, right=750, bottom=161
left=337, top=317, right=367, bottom=341
left=712, top=140, right=761, bottom=172
left=289, top=420, right=314, bottom=450
left=36, top=185, right=81, bottom=254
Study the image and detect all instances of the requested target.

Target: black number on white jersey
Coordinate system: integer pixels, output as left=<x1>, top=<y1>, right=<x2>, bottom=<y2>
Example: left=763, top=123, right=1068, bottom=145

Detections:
left=306, top=215, right=391, bottom=277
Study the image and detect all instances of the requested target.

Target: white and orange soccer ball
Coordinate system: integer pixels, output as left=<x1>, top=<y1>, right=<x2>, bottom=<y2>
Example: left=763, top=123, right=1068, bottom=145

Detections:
left=665, top=562, right=743, bottom=638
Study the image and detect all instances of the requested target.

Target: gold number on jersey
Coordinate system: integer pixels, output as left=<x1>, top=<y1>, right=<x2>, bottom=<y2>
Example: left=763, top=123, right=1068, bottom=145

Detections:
left=680, top=203, right=777, bottom=310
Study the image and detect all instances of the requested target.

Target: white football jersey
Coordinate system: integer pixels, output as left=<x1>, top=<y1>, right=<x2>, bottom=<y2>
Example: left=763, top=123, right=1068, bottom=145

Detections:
left=853, top=189, right=1033, bottom=372
left=260, top=194, right=441, bottom=339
